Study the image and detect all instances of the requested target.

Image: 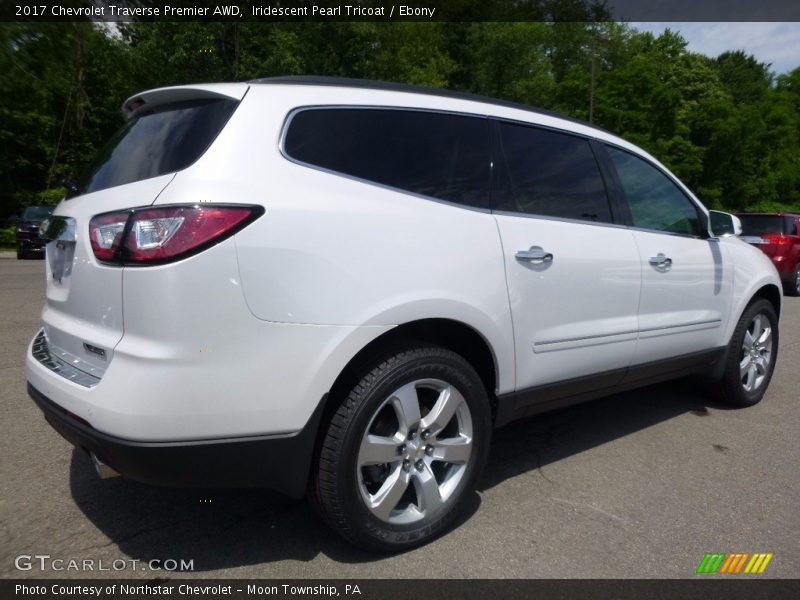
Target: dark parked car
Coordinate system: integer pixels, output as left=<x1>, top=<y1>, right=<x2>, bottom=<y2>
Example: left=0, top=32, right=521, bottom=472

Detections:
left=16, top=205, right=53, bottom=259
left=737, top=212, right=800, bottom=296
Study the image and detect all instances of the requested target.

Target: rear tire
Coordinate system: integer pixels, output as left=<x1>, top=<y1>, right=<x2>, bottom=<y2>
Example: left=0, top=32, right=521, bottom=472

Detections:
left=710, top=299, right=778, bottom=407
left=312, top=345, right=491, bottom=552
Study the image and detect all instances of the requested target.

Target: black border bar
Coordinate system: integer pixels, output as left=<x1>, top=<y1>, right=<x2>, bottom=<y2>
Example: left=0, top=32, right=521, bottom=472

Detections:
left=5, top=579, right=800, bottom=600
left=4, top=0, right=800, bottom=23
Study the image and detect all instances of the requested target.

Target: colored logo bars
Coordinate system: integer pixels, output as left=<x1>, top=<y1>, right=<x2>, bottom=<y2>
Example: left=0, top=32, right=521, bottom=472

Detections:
left=696, top=552, right=774, bottom=574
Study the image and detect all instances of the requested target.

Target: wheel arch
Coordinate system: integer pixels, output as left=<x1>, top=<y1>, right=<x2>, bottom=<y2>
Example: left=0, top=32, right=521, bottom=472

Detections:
left=751, top=283, right=782, bottom=320
left=326, top=318, right=500, bottom=421
left=708, top=282, right=782, bottom=383
left=303, top=317, right=503, bottom=498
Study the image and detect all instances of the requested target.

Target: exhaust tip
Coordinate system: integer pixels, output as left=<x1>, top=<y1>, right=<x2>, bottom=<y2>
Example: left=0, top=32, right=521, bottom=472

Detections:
left=91, top=453, right=120, bottom=479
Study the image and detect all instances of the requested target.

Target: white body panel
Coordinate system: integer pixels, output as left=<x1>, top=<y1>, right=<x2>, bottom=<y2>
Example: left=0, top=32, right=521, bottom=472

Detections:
left=494, top=216, right=641, bottom=389
left=39, top=175, right=175, bottom=375
left=721, top=235, right=784, bottom=342
left=631, top=231, right=734, bottom=363
left=28, top=237, right=392, bottom=440
left=27, top=81, right=782, bottom=446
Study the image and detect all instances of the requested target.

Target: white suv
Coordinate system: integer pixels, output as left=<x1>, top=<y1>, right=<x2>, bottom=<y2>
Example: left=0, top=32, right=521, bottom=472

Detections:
left=27, top=77, right=782, bottom=551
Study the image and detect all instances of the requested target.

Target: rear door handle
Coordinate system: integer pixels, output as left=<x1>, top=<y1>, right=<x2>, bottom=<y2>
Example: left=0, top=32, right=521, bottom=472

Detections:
left=649, top=253, right=672, bottom=268
left=515, top=247, right=553, bottom=264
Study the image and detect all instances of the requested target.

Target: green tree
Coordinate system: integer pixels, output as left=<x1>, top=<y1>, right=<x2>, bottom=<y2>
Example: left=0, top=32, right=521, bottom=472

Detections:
left=0, top=22, right=132, bottom=213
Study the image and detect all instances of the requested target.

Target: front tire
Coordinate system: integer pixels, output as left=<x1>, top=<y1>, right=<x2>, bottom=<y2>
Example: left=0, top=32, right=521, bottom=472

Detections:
left=312, top=346, right=491, bottom=552
left=711, top=299, right=779, bottom=407
left=786, top=264, right=800, bottom=297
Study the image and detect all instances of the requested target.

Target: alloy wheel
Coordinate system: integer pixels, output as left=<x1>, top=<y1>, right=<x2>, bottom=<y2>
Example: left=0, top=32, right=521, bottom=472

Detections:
left=740, top=313, right=774, bottom=393
left=356, top=378, right=473, bottom=525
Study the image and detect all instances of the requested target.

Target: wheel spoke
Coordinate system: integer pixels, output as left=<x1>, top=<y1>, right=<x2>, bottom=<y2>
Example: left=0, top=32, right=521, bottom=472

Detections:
left=757, top=326, right=772, bottom=348
left=739, top=355, right=751, bottom=378
left=359, top=434, right=401, bottom=466
left=389, top=382, right=422, bottom=432
left=745, top=363, right=757, bottom=390
left=434, top=437, right=472, bottom=464
left=421, top=386, right=464, bottom=435
left=754, top=356, right=767, bottom=375
left=751, top=315, right=763, bottom=344
left=413, top=465, right=443, bottom=515
left=742, top=330, right=755, bottom=351
left=369, top=467, right=410, bottom=521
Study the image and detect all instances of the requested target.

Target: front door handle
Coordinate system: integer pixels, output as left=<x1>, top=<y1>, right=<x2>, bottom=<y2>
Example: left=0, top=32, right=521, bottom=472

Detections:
left=649, top=253, right=672, bottom=268
left=516, top=247, right=553, bottom=264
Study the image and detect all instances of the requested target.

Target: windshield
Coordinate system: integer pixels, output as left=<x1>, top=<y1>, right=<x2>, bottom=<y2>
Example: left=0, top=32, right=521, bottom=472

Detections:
left=22, top=206, right=53, bottom=221
left=738, top=215, right=784, bottom=236
left=77, top=98, right=239, bottom=196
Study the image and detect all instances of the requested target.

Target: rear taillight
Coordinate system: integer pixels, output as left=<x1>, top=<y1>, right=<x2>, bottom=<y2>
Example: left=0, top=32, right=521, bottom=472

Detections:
left=762, top=234, right=791, bottom=246
left=89, top=205, right=263, bottom=265
left=89, top=212, right=127, bottom=262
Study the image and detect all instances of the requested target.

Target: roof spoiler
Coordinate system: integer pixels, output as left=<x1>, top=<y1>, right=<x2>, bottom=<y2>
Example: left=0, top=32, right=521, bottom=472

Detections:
left=121, top=83, right=249, bottom=119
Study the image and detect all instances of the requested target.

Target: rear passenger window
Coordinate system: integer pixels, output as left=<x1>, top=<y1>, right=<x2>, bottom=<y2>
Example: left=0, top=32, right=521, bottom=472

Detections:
left=606, top=146, right=702, bottom=237
left=494, top=121, right=613, bottom=223
left=283, top=108, right=490, bottom=208
left=786, top=217, right=798, bottom=236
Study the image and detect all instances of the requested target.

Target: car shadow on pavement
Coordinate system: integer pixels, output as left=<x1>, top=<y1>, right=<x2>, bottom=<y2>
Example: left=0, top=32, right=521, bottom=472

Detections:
left=480, top=378, right=732, bottom=492
left=68, top=449, right=482, bottom=570
left=68, top=378, right=727, bottom=571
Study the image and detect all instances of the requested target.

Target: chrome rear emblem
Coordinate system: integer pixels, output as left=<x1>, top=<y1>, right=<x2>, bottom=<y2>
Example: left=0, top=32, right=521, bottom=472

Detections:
left=83, top=343, right=107, bottom=359
left=42, top=216, right=77, bottom=284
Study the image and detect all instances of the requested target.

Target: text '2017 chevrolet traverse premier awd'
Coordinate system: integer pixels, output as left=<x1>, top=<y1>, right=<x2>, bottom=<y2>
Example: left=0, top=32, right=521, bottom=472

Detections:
left=27, top=77, right=782, bottom=551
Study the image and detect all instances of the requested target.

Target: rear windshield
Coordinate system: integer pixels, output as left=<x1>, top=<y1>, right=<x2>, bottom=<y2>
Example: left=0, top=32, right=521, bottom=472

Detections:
left=738, top=215, right=784, bottom=236
left=22, top=206, right=53, bottom=221
left=77, top=98, right=239, bottom=196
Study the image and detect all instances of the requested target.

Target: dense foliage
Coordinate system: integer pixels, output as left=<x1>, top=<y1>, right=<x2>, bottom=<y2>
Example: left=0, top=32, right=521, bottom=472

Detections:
left=1, top=20, right=799, bottom=216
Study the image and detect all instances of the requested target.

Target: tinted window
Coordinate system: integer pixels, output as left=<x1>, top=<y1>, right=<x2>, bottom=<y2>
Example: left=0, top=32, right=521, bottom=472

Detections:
left=22, top=206, right=53, bottom=221
left=738, top=215, right=785, bottom=236
left=79, top=99, right=239, bottom=195
left=493, top=122, right=612, bottom=223
left=787, top=217, right=798, bottom=236
left=284, top=108, right=490, bottom=208
left=606, top=146, right=702, bottom=236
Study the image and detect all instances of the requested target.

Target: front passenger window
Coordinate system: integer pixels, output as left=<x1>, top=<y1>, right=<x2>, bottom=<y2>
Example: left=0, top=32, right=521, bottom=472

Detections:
left=606, top=146, right=702, bottom=237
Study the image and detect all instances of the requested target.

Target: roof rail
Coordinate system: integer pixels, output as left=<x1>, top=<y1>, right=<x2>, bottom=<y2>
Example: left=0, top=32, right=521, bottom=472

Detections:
left=249, top=75, right=610, bottom=134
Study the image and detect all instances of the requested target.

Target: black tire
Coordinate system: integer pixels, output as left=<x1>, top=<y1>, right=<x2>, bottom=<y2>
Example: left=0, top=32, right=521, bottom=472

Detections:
left=311, top=345, right=491, bottom=552
left=786, top=264, right=800, bottom=297
left=710, top=298, right=779, bottom=407
left=17, top=249, right=25, bottom=260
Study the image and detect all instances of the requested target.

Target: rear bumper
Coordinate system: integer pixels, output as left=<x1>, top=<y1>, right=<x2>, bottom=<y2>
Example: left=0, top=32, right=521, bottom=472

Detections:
left=28, top=383, right=325, bottom=497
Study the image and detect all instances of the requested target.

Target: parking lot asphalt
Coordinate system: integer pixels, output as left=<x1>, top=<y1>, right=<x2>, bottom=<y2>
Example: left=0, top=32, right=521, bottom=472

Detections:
left=1, top=255, right=798, bottom=579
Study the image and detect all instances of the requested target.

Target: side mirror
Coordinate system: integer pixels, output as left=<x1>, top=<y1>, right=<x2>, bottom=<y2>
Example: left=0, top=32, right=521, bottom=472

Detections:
left=709, top=210, right=742, bottom=238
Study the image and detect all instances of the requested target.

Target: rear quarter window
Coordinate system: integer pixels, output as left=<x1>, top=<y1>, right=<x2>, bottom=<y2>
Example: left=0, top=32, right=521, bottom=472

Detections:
left=282, top=108, right=490, bottom=209
left=78, top=98, right=239, bottom=196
